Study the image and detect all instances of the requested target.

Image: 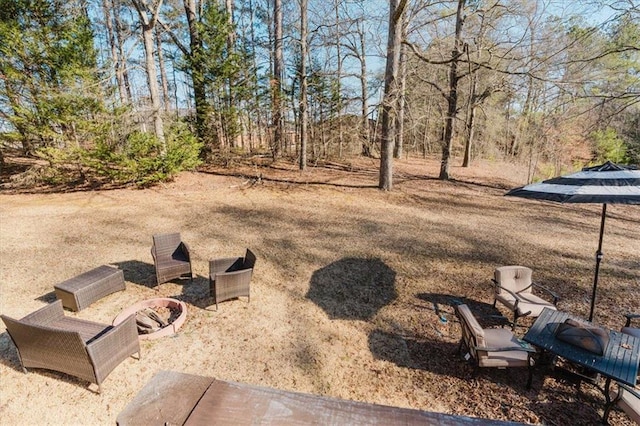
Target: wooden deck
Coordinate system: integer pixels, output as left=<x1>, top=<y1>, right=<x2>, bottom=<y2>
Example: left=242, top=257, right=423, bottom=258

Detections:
left=117, top=370, right=526, bottom=425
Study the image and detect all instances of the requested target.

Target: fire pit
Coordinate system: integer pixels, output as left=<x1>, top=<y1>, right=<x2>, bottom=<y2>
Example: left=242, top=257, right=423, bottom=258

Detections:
left=113, top=298, right=187, bottom=340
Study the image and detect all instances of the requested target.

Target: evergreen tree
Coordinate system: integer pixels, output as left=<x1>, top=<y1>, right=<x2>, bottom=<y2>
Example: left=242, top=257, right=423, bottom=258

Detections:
left=0, top=0, right=103, bottom=154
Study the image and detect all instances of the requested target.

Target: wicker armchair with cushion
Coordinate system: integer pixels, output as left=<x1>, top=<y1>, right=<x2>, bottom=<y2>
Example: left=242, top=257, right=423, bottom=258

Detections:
left=209, top=248, right=256, bottom=310
left=151, top=232, right=193, bottom=289
left=1, top=300, right=140, bottom=393
left=455, top=303, right=535, bottom=388
left=492, top=265, right=559, bottom=329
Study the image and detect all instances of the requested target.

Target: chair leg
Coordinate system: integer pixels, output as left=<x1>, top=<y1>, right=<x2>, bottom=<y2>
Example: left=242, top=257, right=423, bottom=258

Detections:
left=602, top=402, right=613, bottom=425
left=512, top=312, right=519, bottom=330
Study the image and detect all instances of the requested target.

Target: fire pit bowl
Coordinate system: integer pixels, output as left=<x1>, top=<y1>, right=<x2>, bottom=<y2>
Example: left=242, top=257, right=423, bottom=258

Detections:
left=113, top=298, right=187, bottom=340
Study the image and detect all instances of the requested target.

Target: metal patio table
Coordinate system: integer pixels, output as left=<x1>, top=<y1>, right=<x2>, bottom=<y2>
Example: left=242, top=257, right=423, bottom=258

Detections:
left=523, top=308, right=639, bottom=420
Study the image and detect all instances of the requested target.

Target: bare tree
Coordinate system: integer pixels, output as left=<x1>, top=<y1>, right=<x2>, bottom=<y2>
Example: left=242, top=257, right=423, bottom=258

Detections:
left=394, top=20, right=408, bottom=159
left=156, top=25, right=171, bottom=112
left=299, top=0, right=308, bottom=170
left=102, top=0, right=129, bottom=105
left=131, top=0, right=166, bottom=150
left=272, top=0, right=284, bottom=158
left=379, top=0, right=408, bottom=190
left=438, top=0, right=465, bottom=180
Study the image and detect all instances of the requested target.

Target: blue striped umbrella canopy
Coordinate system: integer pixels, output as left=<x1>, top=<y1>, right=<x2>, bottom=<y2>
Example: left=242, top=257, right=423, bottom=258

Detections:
left=506, top=161, right=640, bottom=321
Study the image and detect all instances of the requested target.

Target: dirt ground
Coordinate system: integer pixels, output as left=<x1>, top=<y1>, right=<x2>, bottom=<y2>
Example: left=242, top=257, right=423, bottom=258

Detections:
left=0, top=156, right=638, bottom=425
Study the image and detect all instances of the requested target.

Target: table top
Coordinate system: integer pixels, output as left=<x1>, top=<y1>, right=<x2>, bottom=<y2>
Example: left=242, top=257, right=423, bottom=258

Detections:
left=185, top=378, right=524, bottom=426
left=116, top=371, right=214, bottom=426
left=54, top=265, right=120, bottom=291
left=118, top=371, right=526, bottom=425
left=523, top=308, right=640, bottom=386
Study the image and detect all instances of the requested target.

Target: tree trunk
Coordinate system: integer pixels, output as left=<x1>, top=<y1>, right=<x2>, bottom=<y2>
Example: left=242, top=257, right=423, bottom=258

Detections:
left=272, top=0, right=284, bottom=158
left=462, top=103, right=476, bottom=167
left=156, top=25, right=171, bottom=113
left=378, top=0, right=407, bottom=190
left=102, top=0, right=128, bottom=105
left=462, top=72, right=477, bottom=167
left=394, top=25, right=408, bottom=159
left=334, top=0, right=344, bottom=158
left=183, top=0, right=210, bottom=151
left=359, top=21, right=370, bottom=157
left=113, top=0, right=132, bottom=103
left=439, top=0, right=465, bottom=180
left=299, top=0, right=308, bottom=170
left=225, top=0, right=237, bottom=148
left=132, top=0, right=166, bottom=152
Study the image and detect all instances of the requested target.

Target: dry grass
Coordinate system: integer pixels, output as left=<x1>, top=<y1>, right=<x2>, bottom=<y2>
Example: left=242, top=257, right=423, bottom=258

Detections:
left=0, top=156, right=638, bottom=425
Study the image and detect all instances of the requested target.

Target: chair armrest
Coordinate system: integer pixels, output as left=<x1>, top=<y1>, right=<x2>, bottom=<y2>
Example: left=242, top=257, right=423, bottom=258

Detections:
left=475, top=344, right=536, bottom=353
left=86, top=315, right=139, bottom=383
left=531, top=282, right=559, bottom=305
left=210, top=257, right=243, bottom=275
left=492, top=284, right=522, bottom=310
left=624, top=313, right=640, bottom=327
left=21, top=300, right=65, bottom=325
left=618, top=383, right=640, bottom=399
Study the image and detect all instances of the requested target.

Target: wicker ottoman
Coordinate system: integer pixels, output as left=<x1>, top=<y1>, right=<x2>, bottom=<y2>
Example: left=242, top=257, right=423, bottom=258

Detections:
left=54, top=265, right=125, bottom=311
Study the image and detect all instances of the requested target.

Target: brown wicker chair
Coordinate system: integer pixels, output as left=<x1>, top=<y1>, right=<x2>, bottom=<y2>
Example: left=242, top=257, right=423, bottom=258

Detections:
left=455, top=303, right=535, bottom=388
left=151, top=232, right=193, bottom=289
left=1, top=300, right=140, bottom=393
left=209, top=248, right=256, bottom=310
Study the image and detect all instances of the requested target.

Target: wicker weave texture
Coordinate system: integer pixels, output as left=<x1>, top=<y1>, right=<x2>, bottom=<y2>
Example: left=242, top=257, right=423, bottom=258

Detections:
left=1, top=300, right=140, bottom=392
left=209, top=249, right=256, bottom=309
left=151, top=233, right=192, bottom=287
left=54, top=265, right=125, bottom=311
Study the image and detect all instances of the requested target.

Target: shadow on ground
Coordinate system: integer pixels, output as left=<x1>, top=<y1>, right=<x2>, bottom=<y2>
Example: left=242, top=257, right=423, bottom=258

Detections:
left=175, top=275, right=216, bottom=309
left=368, top=292, right=534, bottom=393
left=417, top=293, right=510, bottom=328
left=112, top=260, right=158, bottom=289
left=35, top=291, right=57, bottom=304
left=0, top=332, right=23, bottom=372
left=306, top=257, right=396, bottom=321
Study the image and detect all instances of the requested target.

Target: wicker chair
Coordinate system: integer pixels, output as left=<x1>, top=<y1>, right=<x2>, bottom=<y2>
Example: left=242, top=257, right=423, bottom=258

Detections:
left=492, top=265, right=559, bottom=329
left=209, top=248, right=256, bottom=310
left=151, top=232, right=193, bottom=289
left=455, top=303, right=535, bottom=388
left=1, top=300, right=140, bottom=393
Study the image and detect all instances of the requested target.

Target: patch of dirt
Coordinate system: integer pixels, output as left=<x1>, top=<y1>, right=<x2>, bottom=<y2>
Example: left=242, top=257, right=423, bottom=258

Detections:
left=0, top=155, right=638, bottom=425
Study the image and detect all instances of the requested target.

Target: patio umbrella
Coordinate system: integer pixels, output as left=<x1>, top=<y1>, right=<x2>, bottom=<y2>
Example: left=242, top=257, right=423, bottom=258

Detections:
left=505, top=161, right=640, bottom=322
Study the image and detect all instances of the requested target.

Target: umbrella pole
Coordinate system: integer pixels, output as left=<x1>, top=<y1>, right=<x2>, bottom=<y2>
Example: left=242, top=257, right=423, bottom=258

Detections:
left=589, top=203, right=607, bottom=322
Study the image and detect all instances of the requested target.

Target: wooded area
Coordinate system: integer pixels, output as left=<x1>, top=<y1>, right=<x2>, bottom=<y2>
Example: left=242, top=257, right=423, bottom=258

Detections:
left=0, top=0, right=638, bottom=188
